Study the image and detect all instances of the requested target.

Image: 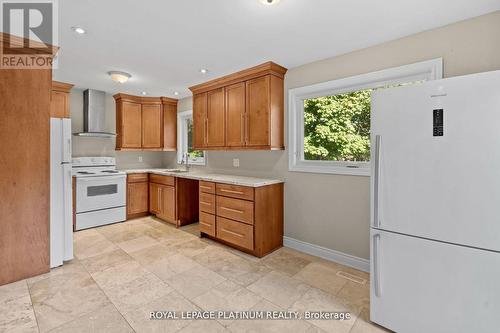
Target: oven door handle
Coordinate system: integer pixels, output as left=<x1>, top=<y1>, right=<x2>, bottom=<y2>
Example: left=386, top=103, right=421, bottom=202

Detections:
left=76, top=176, right=126, bottom=182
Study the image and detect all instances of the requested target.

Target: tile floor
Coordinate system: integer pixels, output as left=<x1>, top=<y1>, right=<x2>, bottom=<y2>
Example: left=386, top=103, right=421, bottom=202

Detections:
left=0, top=217, right=390, bottom=333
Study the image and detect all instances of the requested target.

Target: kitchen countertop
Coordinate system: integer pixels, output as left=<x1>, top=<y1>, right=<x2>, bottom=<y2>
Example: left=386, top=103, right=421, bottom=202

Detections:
left=119, top=168, right=284, bottom=187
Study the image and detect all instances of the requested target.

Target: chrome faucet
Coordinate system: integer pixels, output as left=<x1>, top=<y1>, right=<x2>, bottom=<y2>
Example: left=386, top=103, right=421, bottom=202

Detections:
left=182, top=152, right=190, bottom=172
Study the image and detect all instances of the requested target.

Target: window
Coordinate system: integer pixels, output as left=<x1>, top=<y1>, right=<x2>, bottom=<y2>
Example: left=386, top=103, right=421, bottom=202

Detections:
left=177, top=110, right=205, bottom=165
left=288, top=58, right=443, bottom=176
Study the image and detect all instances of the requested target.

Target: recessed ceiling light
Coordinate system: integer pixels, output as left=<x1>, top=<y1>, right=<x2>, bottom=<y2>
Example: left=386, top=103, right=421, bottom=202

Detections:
left=108, top=71, right=131, bottom=84
left=71, top=26, right=86, bottom=34
left=141, top=91, right=147, bottom=95
left=260, top=0, right=281, bottom=5
left=173, top=91, right=179, bottom=96
left=200, top=69, right=208, bottom=74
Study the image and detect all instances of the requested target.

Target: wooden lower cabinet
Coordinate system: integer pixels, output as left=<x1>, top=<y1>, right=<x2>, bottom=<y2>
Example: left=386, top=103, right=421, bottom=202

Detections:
left=216, top=217, right=254, bottom=251
left=127, top=181, right=149, bottom=219
left=199, top=182, right=283, bottom=257
left=158, top=185, right=175, bottom=222
left=199, top=211, right=216, bottom=237
left=149, top=182, right=162, bottom=215
left=124, top=173, right=283, bottom=258
left=147, top=174, right=199, bottom=227
left=149, top=180, right=176, bottom=224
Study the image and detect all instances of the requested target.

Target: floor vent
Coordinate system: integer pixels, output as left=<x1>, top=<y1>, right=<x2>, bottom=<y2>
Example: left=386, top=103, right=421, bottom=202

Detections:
left=336, top=271, right=367, bottom=285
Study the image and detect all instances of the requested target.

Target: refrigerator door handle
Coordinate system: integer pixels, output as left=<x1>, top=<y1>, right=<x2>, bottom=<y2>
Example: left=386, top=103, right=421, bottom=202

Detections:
left=66, top=138, right=72, bottom=161
left=373, top=233, right=381, bottom=297
left=373, top=135, right=382, bottom=228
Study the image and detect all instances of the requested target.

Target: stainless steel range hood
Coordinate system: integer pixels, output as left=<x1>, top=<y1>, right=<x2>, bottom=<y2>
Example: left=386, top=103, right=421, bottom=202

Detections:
left=73, top=89, right=116, bottom=137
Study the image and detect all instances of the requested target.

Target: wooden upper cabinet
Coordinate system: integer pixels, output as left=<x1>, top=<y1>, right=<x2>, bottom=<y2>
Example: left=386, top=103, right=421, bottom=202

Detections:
left=162, top=98, right=178, bottom=151
left=141, top=103, right=162, bottom=148
left=206, top=88, right=225, bottom=147
left=50, top=81, right=74, bottom=118
left=121, top=101, right=142, bottom=148
left=225, top=82, right=246, bottom=147
left=114, top=94, right=178, bottom=151
left=246, top=76, right=270, bottom=146
left=189, top=62, right=287, bottom=150
left=193, top=93, right=207, bottom=149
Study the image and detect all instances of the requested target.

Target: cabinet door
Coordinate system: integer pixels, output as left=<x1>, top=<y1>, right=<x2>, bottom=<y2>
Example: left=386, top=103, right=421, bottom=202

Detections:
left=149, top=183, right=161, bottom=214
left=50, top=91, right=69, bottom=118
left=142, top=104, right=162, bottom=149
left=225, top=82, right=246, bottom=147
left=193, top=93, right=207, bottom=149
left=127, top=182, right=148, bottom=215
left=206, top=88, right=225, bottom=147
left=159, top=185, right=176, bottom=222
left=121, top=102, right=142, bottom=148
left=163, top=103, right=177, bottom=151
left=246, top=76, right=270, bottom=146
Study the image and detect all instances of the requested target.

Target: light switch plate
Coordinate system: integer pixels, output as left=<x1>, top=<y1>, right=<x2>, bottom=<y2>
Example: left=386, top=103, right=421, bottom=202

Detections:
left=138, top=156, right=143, bottom=163
left=233, top=158, right=240, bottom=168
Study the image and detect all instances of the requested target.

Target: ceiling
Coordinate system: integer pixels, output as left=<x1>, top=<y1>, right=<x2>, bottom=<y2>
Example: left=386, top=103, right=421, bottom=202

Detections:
left=53, top=0, right=500, bottom=98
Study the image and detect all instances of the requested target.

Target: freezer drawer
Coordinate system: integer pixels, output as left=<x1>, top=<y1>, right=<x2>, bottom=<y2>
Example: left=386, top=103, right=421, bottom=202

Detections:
left=370, top=229, right=500, bottom=333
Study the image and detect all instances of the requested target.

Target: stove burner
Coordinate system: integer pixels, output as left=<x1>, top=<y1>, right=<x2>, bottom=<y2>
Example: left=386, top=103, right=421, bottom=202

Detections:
left=101, top=170, right=119, bottom=173
left=77, top=171, right=95, bottom=175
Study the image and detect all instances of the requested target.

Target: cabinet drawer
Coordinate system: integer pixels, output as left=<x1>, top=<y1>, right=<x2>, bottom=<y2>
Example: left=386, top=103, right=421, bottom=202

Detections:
left=127, top=173, right=149, bottom=183
left=216, top=217, right=254, bottom=250
left=216, top=196, right=254, bottom=225
left=216, top=183, right=254, bottom=201
left=199, top=181, right=215, bottom=194
left=149, top=174, right=175, bottom=186
left=199, top=212, right=215, bottom=237
left=199, top=192, right=215, bottom=214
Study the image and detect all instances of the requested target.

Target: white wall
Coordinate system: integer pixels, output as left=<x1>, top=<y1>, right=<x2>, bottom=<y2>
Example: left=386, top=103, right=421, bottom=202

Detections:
left=172, top=11, right=500, bottom=260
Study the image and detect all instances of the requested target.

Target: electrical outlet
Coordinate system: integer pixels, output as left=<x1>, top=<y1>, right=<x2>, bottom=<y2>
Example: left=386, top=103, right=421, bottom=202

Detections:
left=138, top=156, right=143, bottom=163
left=233, top=158, right=240, bottom=168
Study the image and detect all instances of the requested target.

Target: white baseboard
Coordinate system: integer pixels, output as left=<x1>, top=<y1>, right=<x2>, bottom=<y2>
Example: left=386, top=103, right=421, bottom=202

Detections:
left=283, top=236, right=370, bottom=273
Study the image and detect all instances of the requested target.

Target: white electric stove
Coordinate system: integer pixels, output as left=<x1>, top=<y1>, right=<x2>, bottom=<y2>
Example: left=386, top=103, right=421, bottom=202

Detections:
left=72, top=157, right=126, bottom=231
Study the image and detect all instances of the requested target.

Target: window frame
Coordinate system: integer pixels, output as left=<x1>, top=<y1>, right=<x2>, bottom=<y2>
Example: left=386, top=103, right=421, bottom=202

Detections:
left=177, top=110, right=206, bottom=166
left=288, top=58, right=443, bottom=176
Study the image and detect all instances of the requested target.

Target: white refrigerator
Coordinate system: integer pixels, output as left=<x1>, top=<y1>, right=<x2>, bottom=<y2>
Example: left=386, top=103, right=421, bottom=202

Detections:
left=50, top=118, right=73, bottom=268
left=370, top=70, right=500, bottom=333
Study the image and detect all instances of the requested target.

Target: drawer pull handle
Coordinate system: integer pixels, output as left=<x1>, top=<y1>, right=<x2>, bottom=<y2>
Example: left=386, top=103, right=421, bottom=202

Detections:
left=220, top=206, right=244, bottom=214
left=220, top=189, right=244, bottom=195
left=200, top=201, right=212, bottom=206
left=221, top=228, right=244, bottom=238
left=200, top=186, right=212, bottom=190
left=200, top=221, right=212, bottom=227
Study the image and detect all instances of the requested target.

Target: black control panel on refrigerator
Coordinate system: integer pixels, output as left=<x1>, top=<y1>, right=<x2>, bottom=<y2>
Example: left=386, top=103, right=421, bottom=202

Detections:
left=433, top=109, right=443, bottom=137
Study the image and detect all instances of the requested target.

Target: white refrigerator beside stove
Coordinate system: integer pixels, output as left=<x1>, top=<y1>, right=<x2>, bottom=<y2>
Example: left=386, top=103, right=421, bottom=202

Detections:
left=50, top=118, right=73, bottom=268
left=370, top=70, right=500, bottom=333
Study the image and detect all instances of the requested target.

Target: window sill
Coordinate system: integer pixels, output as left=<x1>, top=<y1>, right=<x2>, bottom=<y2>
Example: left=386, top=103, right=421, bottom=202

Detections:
left=289, top=164, right=370, bottom=177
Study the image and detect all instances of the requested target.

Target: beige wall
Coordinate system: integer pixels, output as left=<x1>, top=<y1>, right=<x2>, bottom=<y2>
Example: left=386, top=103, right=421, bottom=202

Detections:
left=70, top=88, right=168, bottom=169
left=174, top=11, right=500, bottom=260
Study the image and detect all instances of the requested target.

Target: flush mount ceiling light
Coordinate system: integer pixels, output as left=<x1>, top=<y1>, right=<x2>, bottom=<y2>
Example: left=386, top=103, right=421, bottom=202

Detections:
left=108, top=71, right=131, bottom=84
left=71, top=26, right=87, bottom=34
left=199, top=68, right=208, bottom=74
left=260, top=0, right=281, bottom=5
